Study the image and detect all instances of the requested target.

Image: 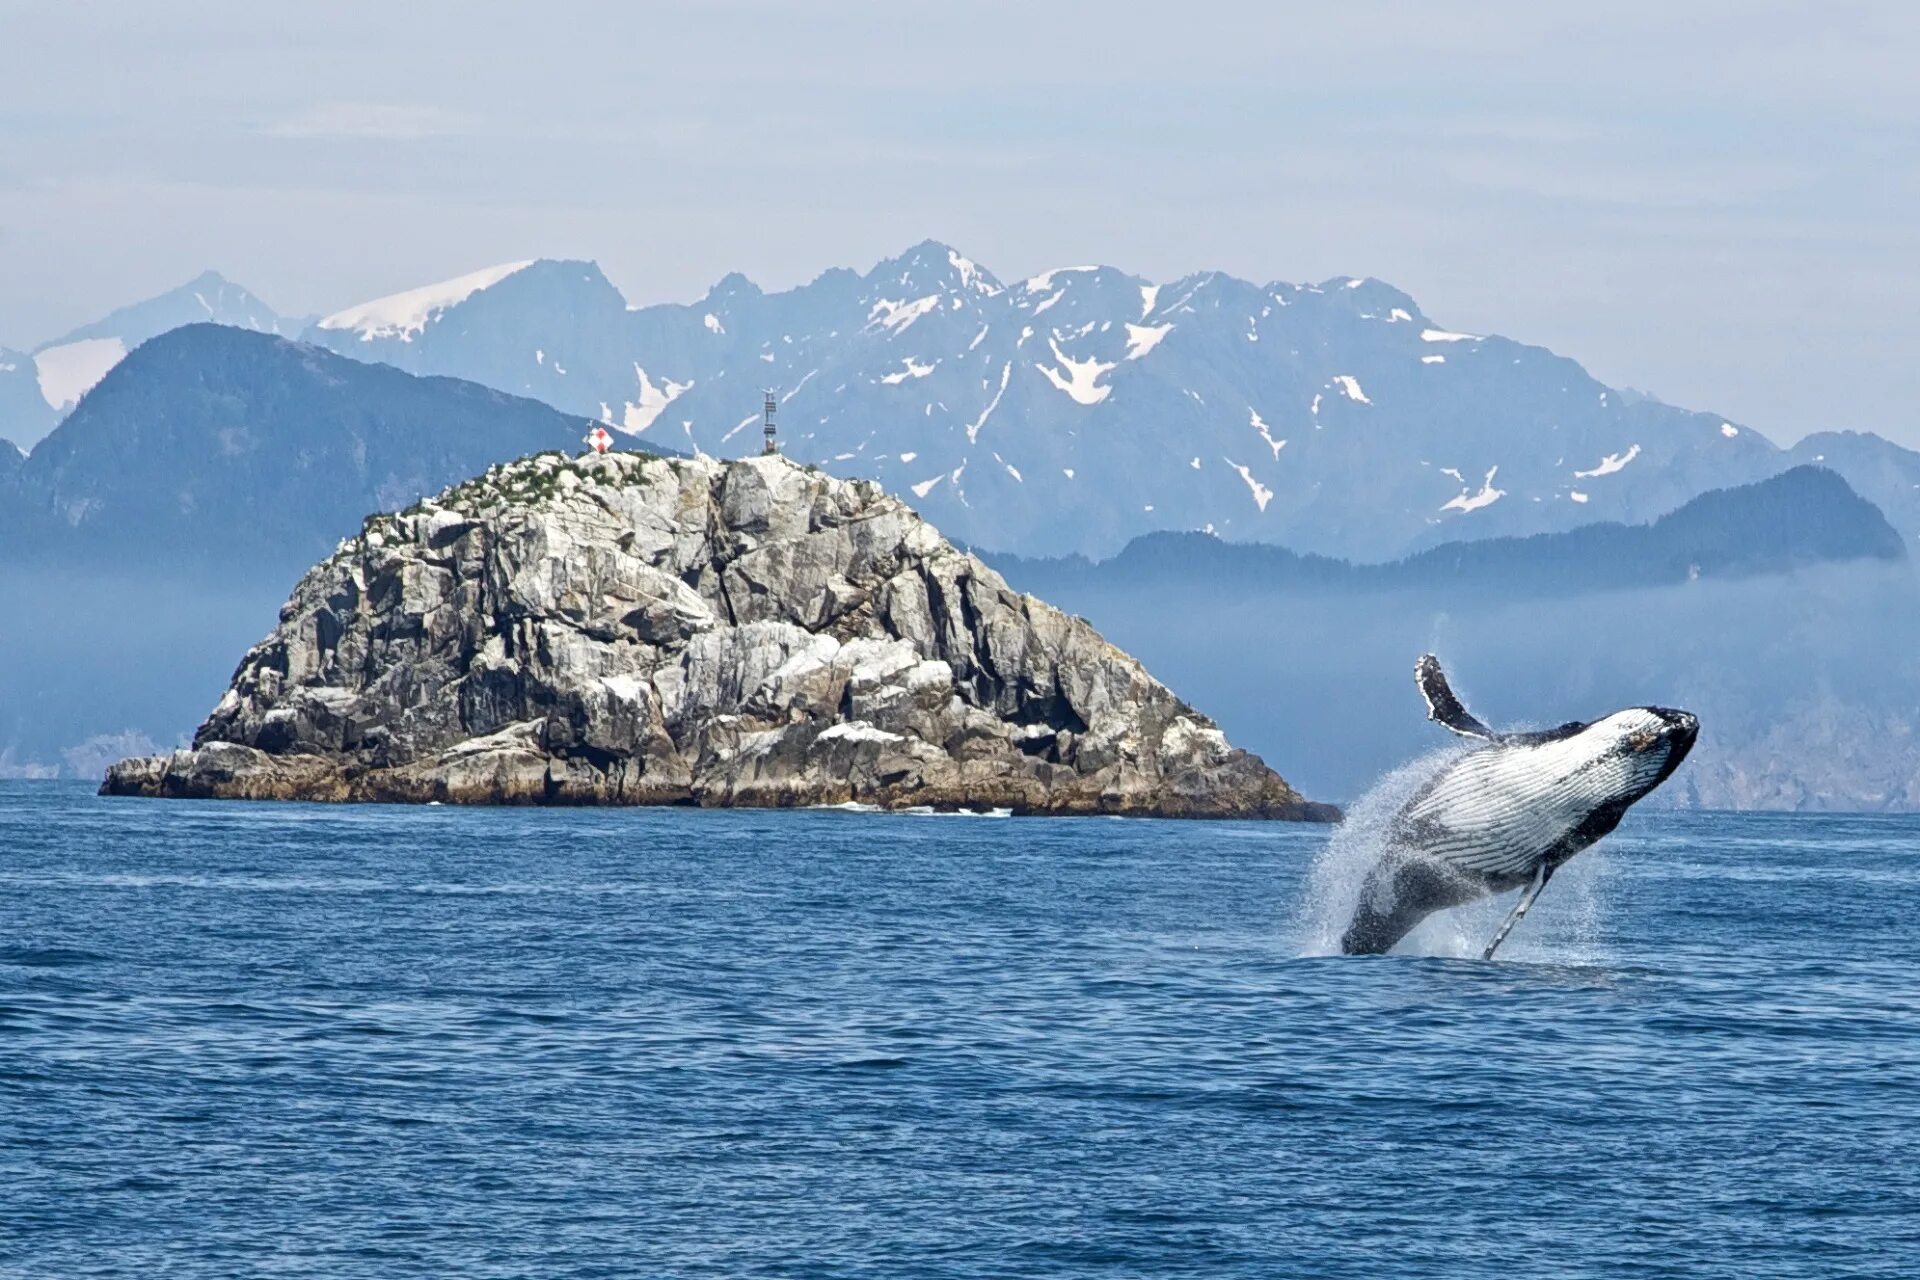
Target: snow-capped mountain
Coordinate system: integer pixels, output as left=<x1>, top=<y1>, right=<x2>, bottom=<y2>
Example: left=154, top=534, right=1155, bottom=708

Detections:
left=300, top=241, right=1901, bottom=560
left=1, top=271, right=290, bottom=449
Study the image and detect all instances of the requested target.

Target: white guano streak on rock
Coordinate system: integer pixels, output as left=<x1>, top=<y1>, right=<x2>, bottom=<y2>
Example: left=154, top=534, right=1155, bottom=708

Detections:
left=816, top=721, right=904, bottom=745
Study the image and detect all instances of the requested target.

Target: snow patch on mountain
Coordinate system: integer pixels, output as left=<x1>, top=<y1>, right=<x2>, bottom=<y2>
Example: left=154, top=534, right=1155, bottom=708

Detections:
left=1421, top=328, right=1479, bottom=343
left=967, top=363, right=1012, bottom=443
left=867, top=295, right=941, bottom=335
left=34, top=338, right=127, bottom=409
left=880, top=357, right=937, bottom=385
left=1123, top=323, right=1173, bottom=361
left=621, top=366, right=693, bottom=433
left=318, top=261, right=535, bottom=341
left=1332, top=375, right=1370, bottom=404
left=1024, top=266, right=1098, bottom=295
left=947, top=249, right=1000, bottom=296
left=1226, top=459, right=1274, bottom=511
left=1035, top=341, right=1114, bottom=406
left=1249, top=408, right=1286, bottom=460
left=1574, top=443, right=1642, bottom=478
left=1441, top=467, right=1506, bottom=513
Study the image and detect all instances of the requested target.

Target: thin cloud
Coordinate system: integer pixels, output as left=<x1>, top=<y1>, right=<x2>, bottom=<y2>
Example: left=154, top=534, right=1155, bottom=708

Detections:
left=261, top=102, right=474, bottom=141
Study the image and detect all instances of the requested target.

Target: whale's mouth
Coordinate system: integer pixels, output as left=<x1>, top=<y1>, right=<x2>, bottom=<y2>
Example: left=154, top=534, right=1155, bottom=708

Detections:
left=1648, top=707, right=1700, bottom=775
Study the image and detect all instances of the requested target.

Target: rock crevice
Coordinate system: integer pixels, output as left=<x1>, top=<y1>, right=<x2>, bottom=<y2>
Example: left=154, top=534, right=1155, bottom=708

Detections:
left=104, top=451, right=1334, bottom=819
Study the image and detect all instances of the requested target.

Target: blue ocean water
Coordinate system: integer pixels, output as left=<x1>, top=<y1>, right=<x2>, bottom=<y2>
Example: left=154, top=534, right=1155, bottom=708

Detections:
left=3, top=780, right=1917, bottom=1278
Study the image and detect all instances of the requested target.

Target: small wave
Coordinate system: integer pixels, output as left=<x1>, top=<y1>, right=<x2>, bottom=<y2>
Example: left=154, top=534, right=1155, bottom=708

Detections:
left=0, top=946, right=105, bottom=969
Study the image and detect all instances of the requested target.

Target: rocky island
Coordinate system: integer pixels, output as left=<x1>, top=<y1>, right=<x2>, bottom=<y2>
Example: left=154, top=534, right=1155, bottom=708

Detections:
left=104, top=451, right=1333, bottom=819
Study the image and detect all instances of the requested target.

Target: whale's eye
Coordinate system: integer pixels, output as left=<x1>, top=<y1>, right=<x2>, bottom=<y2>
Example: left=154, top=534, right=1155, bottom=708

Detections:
left=1628, top=731, right=1660, bottom=753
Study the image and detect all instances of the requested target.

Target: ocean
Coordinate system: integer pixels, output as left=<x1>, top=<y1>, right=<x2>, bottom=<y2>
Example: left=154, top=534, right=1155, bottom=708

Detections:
left=3, top=780, right=1917, bottom=1277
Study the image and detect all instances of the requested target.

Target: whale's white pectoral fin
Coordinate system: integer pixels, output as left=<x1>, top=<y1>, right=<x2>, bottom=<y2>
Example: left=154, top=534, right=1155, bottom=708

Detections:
left=1482, top=863, right=1551, bottom=960
left=1415, top=654, right=1495, bottom=740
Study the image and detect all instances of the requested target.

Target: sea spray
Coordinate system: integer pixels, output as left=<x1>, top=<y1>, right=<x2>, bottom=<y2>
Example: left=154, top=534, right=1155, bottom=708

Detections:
left=1293, top=744, right=1464, bottom=956
left=1293, top=742, right=1613, bottom=964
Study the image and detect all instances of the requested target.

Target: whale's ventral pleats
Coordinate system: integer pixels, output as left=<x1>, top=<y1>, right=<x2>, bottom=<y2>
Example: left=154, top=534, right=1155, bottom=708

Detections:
left=1341, top=655, right=1699, bottom=956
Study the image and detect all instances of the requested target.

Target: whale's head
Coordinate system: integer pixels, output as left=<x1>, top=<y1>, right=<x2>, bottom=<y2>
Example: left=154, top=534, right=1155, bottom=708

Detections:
left=1582, top=705, right=1699, bottom=802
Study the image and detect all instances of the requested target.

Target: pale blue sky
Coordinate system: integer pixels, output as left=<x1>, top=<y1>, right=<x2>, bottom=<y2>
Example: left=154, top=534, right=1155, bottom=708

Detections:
left=2, top=1, right=1917, bottom=445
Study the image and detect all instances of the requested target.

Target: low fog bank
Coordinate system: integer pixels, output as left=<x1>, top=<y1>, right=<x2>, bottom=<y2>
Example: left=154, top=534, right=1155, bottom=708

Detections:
left=7, top=557, right=1917, bottom=812
left=0, top=567, right=287, bottom=778
left=991, top=558, right=1920, bottom=811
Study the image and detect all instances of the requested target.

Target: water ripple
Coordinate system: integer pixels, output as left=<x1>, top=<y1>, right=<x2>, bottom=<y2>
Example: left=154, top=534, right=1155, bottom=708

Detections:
left=2, top=783, right=1918, bottom=1277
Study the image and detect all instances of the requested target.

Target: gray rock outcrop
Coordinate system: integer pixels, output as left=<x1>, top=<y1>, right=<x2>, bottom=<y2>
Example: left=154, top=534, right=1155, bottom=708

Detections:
left=104, top=451, right=1333, bottom=819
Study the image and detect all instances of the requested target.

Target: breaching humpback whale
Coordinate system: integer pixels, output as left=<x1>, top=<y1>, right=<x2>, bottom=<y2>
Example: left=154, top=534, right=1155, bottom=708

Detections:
left=1340, top=655, right=1698, bottom=958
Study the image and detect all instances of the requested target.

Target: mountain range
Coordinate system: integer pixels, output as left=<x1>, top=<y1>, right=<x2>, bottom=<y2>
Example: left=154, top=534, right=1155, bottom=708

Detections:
left=0, top=325, right=596, bottom=575
left=2, top=271, right=294, bottom=451
left=11, top=245, right=1918, bottom=564
left=995, top=465, right=1905, bottom=599
left=292, top=243, right=1920, bottom=561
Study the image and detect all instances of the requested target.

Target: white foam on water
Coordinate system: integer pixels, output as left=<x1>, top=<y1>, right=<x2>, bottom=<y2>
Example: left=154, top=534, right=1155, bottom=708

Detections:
left=1292, top=743, right=1611, bottom=965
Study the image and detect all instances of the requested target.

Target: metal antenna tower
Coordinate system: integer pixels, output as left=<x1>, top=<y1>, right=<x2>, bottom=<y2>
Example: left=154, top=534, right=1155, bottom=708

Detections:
left=762, top=390, right=779, bottom=455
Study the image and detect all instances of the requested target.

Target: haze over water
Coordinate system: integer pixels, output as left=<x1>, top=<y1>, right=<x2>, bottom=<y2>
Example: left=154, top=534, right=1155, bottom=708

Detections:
left=5, top=782, right=1917, bottom=1277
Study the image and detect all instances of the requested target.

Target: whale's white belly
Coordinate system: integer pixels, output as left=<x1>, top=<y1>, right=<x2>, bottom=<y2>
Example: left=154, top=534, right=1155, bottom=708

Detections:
left=1399, top=738, right=1635, bottom=880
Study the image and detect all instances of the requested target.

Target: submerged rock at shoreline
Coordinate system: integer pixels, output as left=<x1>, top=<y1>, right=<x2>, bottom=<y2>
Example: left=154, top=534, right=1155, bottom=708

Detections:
left=104, top=451, right=1334, bottom=819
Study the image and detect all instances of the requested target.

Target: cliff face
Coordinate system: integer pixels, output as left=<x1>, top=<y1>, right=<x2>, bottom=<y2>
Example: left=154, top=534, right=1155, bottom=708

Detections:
left=104, top=451, right=1332, bottom=819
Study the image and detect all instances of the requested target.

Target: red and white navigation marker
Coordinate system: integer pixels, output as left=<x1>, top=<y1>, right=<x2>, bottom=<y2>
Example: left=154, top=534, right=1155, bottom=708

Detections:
left=584, top=425, right=614, bottom=454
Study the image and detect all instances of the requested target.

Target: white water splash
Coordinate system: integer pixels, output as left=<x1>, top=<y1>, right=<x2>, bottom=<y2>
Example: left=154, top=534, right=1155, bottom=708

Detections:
left=1293, top=744, right=1612, bottom=964
left=1293, top=746, right=1460, bottom=956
